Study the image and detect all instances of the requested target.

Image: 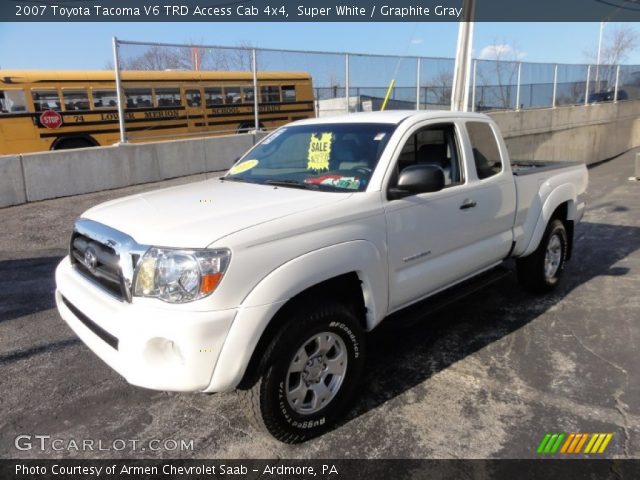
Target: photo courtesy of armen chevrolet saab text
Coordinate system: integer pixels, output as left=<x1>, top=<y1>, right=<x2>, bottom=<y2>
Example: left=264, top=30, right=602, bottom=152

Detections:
left=55, top=110, right=588, bottom=443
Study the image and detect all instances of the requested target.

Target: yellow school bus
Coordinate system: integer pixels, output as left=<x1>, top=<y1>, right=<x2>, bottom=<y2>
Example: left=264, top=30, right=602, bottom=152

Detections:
left=0, top=70, right=315, bottom=155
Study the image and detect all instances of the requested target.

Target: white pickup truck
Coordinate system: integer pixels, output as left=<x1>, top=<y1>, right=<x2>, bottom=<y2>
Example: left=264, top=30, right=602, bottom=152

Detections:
left=56, top=111, right=588, bottom=443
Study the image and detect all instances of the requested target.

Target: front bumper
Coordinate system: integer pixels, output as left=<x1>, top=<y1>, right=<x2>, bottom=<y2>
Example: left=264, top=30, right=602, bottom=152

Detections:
left=55, top=256, right=237, bottom=392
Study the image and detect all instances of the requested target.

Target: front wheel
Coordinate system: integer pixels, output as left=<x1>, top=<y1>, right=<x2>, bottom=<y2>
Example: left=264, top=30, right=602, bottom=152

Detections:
left=239, top=300, right=366, bottom=443
left=517, top=219, right=568, bottom=293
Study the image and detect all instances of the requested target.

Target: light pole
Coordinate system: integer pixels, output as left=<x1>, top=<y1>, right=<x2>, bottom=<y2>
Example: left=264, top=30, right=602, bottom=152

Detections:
left=451, top=0, right=475, bottom=111
left=595, top=21, right=606, bottom=91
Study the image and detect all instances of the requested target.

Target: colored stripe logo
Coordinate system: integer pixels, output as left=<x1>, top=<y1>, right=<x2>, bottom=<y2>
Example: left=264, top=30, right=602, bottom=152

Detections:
left=537, top=433, right=613, bottom=454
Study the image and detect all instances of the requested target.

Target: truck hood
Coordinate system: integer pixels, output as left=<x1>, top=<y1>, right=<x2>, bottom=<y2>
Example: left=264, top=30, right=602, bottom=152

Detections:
left=82, top=178, right=351, bottom=248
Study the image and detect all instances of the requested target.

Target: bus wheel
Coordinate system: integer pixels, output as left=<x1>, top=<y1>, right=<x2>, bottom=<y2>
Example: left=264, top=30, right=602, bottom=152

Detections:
left=53, top=137, right=96, bottom=150
left=237, top=122, right=264, bottom=134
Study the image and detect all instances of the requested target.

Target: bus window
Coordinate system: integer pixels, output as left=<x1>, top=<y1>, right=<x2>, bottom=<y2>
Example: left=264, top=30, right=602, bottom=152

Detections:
left=62, top=89, right=90, bottom=111
left=92, top=90, right=118, bottom=108
left=205, top=87, right=224, bottom=106
left=225, top=87, right=241, bottom=104
left=125, top=88, right=153, bottom=108
left=185, top=89, right=202, bottom=107
left=282, top=85, right=296, bottom=102
left=243, top=87, right=255, bottom=104
left=260, top=86, right=280, bottom=103
left=32, top=90, right=61, bottom=112
left=0, top=90, right=27, bottom=113
left=155, top=88, right=181, bottom=107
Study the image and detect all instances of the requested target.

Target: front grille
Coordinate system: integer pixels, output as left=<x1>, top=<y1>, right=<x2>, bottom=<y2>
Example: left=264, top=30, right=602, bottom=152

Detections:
left=70, top=231, right=125, bottom=300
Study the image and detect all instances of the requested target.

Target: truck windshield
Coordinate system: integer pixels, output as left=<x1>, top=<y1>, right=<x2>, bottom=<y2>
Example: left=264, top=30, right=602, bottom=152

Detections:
left=224, top=123, right=396, bottom=192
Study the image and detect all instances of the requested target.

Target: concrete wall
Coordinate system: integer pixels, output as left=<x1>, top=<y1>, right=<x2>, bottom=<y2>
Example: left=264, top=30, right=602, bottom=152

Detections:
left=0, top=155, right=26, bottom=207
left=1, top=133, right=257, bottom=207
left=1, top=102, right=639, bottom=208
left=489, top=101, right=640, bottom=164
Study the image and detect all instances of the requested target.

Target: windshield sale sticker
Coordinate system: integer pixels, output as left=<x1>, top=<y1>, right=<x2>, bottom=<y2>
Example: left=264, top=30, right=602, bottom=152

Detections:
left=307, top=133, right=333, bottom=171
left=228, top=159, right=259, bottom=175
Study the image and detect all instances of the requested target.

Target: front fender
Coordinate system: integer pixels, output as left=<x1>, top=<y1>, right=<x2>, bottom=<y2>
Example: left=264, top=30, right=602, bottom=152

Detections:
left=521, top=183, right=577, bottom=257
left=205, top=240, right=387, bottom=392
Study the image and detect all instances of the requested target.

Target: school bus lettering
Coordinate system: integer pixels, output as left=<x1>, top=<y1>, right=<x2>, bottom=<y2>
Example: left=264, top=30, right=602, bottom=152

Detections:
left=144, top=110, right=180, bottom=119
left=259, top=104, right=281, bottom=113
left=212, top=106, right=241, bottom=115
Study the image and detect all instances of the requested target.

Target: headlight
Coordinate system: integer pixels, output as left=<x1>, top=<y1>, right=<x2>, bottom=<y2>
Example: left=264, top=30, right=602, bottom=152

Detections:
left=134, top=248, right=231, bottom=303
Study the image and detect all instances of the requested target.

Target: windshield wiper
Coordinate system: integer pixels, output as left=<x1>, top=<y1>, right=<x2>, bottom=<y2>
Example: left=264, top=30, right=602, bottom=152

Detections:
left=263, top=179, right=320, bottom=190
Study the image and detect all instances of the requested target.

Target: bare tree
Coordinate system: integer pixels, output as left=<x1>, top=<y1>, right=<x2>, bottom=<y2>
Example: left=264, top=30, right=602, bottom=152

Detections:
left=426, top=70, right=453, bottom=107
left=475, top=40, right=522, bottom=110
left=584, top=25, right=639, bottom=89
left=106, top=41, right=258, bottom=71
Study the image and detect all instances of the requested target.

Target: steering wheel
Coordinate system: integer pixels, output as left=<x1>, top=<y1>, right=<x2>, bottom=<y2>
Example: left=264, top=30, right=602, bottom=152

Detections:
left=352, top=166, right=372, bottom=176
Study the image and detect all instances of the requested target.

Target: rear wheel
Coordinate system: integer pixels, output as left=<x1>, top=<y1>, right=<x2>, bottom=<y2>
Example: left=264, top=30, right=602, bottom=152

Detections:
left=517, top=219, right=568, bottom=293
left=239, top=300, right=366, bottom=443
left=53, top=137, right=95, bottom=150
left=237, top=122, right=264, bottom=134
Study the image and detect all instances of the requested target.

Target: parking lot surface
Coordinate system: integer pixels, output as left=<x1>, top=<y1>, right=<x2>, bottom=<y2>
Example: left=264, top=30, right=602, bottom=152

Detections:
left=1, top=152, right=638, bottom=459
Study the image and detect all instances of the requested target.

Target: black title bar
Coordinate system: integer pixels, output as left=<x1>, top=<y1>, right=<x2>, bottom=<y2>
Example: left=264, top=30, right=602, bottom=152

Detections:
left=5, top=0, right=640, bottom=22
left=2, top=459, right=640, bottom=480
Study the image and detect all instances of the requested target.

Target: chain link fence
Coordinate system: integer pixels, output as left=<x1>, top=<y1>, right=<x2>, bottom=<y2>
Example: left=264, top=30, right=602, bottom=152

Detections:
left=112, top=38, right=640, bottom=141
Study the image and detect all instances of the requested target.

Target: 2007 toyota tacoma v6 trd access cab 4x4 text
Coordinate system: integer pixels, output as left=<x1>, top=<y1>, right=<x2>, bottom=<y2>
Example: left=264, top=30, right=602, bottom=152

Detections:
left=56, top=111, right=588, bottom=442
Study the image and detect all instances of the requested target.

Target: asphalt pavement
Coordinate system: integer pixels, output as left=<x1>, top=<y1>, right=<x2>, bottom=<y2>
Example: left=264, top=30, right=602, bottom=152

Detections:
left=1, top=152, right=638, bottom=459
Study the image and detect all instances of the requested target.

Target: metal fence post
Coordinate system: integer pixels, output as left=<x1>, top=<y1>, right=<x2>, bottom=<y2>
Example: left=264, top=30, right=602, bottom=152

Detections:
left=112, top=37, right=127, bottom=144
left=614, top=65, right=621, bottom=102
left=515, top=62, right=522, bottom=110
left=416, top=57, right=421, bottom=110
left=471, top=59, right=477, bottom=112
left=552, top=64, right=558, bottom=108
left=345, top=53, right=350, bottom=113
left=585, top=65, right=591, bottom=106
left=252, top=48, right=259, bottom=131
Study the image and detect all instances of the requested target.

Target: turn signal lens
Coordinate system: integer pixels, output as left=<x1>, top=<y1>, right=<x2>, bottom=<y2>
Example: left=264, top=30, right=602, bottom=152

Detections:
left=200, top=273, right=223, bottom=295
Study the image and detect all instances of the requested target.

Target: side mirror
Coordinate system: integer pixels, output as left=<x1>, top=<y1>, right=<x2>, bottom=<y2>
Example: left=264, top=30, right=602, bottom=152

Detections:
left=389, top=164, right=445, bottom=199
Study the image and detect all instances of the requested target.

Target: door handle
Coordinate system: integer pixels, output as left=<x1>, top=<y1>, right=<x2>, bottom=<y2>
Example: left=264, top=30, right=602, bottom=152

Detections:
left=460, top=199, right=477, bottom=210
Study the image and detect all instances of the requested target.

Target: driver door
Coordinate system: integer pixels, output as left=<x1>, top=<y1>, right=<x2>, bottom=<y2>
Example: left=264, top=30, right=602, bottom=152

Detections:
left=384, top=121, right=510, bottom=311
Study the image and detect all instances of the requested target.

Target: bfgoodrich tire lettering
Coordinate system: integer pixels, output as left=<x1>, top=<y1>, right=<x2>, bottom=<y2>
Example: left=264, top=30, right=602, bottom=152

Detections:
left=517, top=219, right=568, bottom=293
left=239, top=300, right=366, bottom=443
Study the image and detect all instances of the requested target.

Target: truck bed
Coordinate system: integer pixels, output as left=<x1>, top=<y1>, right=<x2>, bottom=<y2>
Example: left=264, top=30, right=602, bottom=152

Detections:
left=511, top=160, right=582, bottom=176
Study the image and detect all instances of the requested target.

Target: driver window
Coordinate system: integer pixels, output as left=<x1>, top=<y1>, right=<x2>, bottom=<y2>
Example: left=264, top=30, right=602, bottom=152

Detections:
left=393, top=123, right=463, bottom=188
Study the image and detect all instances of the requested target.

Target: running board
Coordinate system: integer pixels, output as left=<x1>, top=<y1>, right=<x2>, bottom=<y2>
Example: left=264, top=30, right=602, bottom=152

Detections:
left=382, top=266, right=512, bottom=329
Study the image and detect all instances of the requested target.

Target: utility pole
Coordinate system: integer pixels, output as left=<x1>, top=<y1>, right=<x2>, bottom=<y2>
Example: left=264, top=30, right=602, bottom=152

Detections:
left=595, top=21, right=606, bottom=90
left=451, top=0, right=475, bottom=111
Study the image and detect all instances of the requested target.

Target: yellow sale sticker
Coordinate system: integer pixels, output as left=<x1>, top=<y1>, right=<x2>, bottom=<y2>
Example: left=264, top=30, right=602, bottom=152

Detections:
left=229, top=159, right=259, bottom=175
left=307, top=133, right=333, bottom=171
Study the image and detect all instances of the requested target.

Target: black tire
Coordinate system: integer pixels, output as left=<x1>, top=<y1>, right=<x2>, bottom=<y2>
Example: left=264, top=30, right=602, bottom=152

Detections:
left=237, top=122, right=264, bottom=134
left=517, top=219, right=568, bottom=293
left=53, top=137, right=94, bottom=150
left=239, top=299, right=366, bottom=443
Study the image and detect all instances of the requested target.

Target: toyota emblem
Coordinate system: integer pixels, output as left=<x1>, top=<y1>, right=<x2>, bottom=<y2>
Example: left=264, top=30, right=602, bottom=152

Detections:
left=84, top=247, right=98, bottom=272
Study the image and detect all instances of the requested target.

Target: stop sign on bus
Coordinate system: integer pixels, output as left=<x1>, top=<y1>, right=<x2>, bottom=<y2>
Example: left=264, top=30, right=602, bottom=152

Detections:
left=40, top=110, right=63, bottom=129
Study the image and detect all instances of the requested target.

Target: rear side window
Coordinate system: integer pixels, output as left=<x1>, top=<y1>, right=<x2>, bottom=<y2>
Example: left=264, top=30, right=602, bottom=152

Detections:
left=155, top=88, right=181, bottom=107
left=466, top=121, right=503, bottom=179
left=260, top=86, right=280, bottom=103
left=92, top=90, right=118, bottom=108
left=282, top=85, right=296, bottom=102
left=32, top=90, right=61, bottom=112
left=0, top=90, right=27, bottom=113
left=62, top=89, right=90, bottom=111
left=185, top=89, right=202, bottom=107
left=125, top=88, right=153, bottom=108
